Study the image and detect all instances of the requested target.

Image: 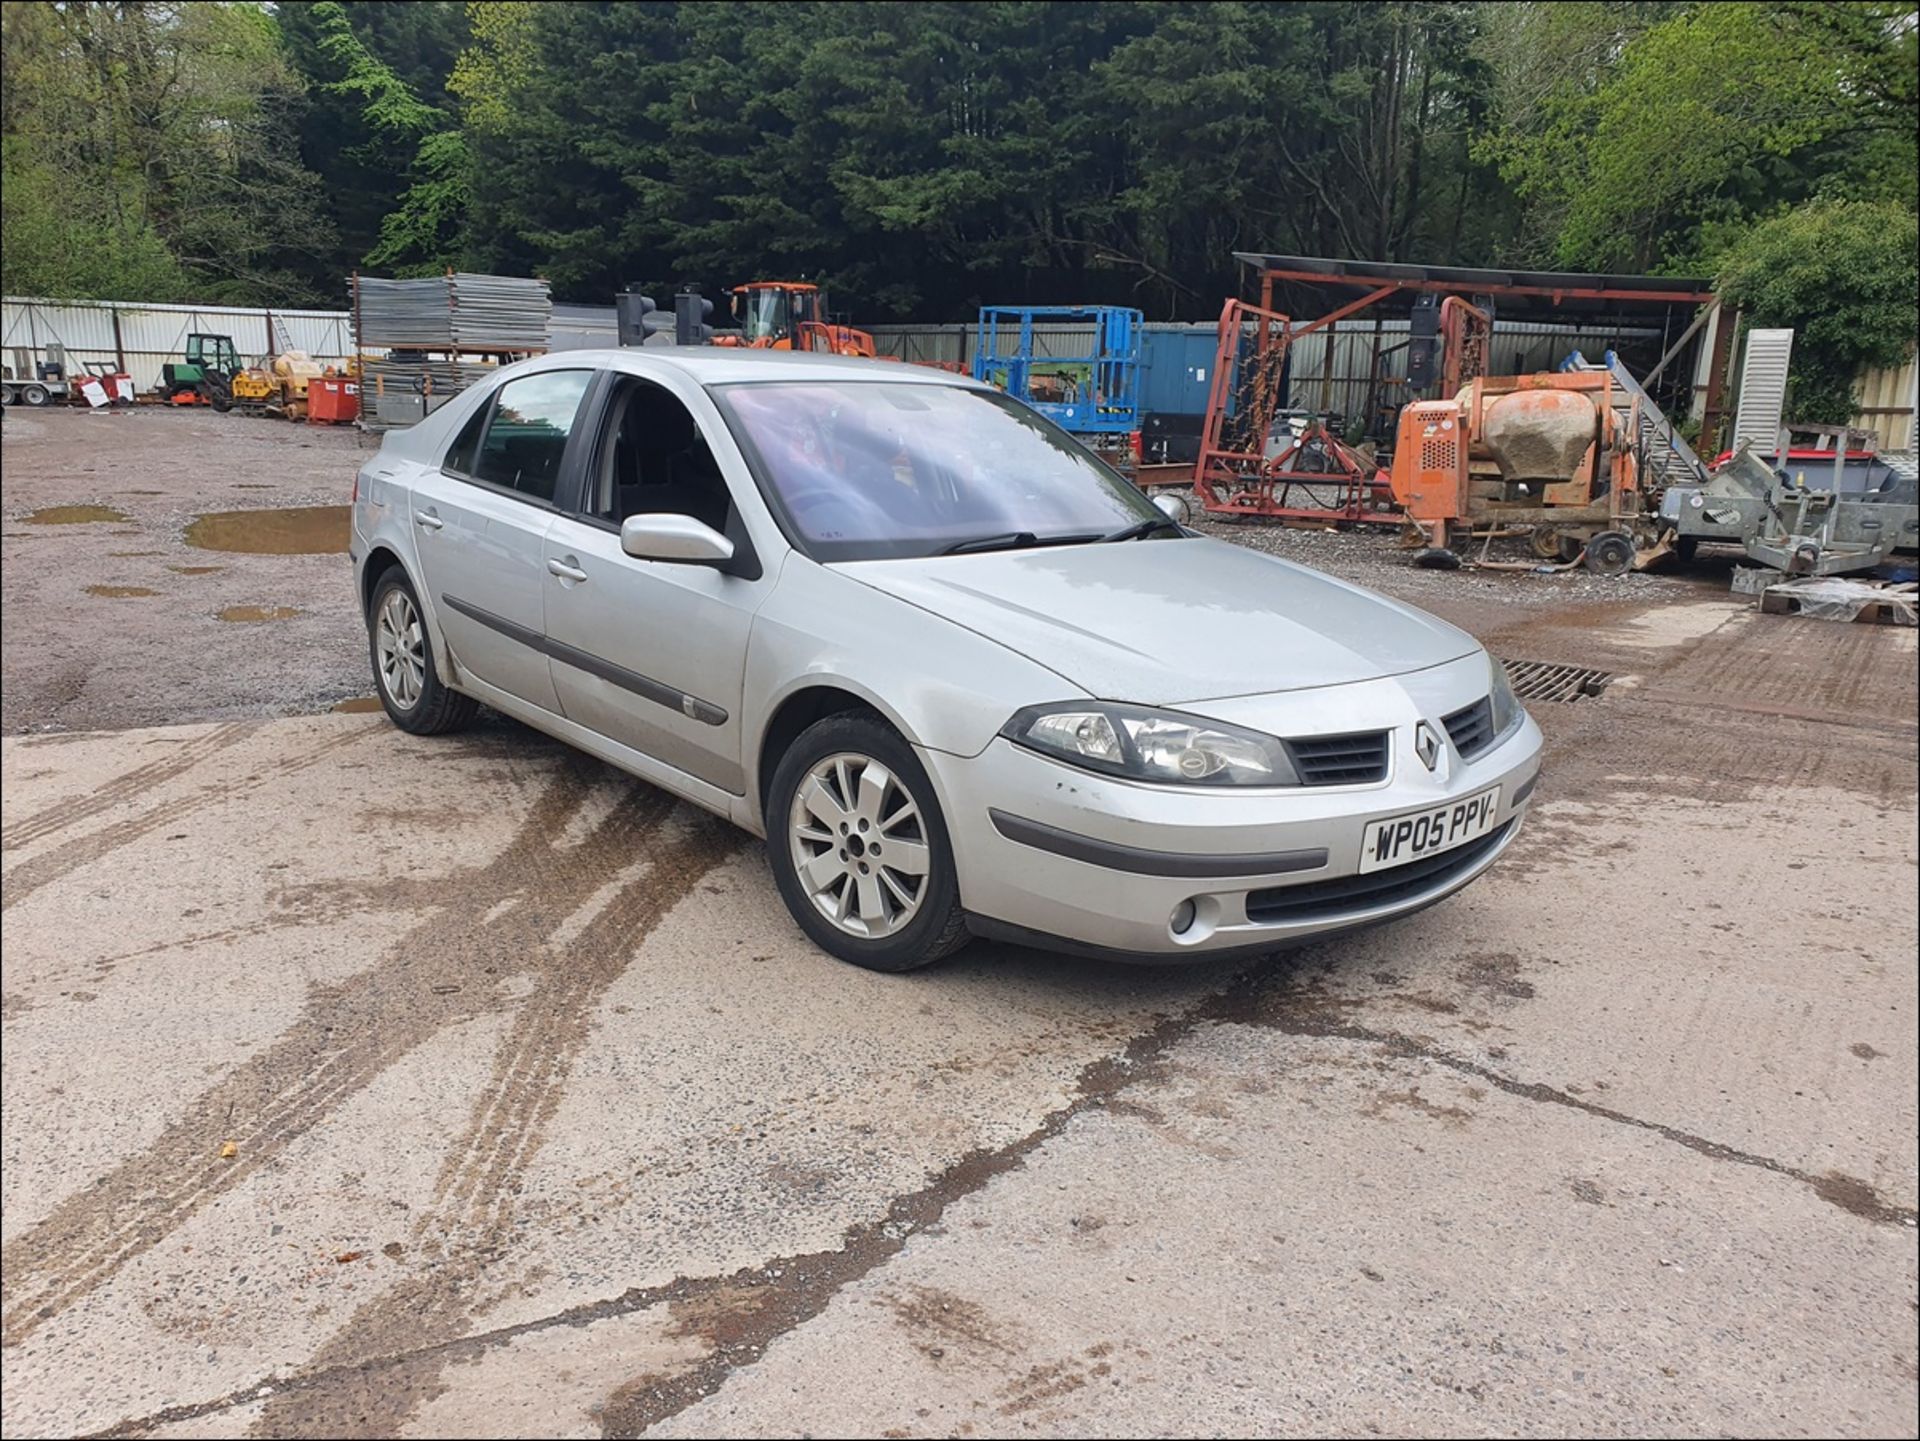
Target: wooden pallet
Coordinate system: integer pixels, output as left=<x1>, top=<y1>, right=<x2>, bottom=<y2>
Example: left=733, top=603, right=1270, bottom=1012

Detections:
left=1751, top=575, right=1918, bottom=625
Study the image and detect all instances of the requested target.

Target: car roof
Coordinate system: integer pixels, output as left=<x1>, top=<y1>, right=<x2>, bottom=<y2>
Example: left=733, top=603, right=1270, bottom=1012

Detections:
left=564, top=346, right=979, bottom=388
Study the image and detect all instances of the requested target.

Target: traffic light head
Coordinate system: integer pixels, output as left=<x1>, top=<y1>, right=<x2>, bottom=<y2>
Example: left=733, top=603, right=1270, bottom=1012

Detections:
left=674, top=287, right=715, bottom=346
left=616, top=290, right=671, bottom=347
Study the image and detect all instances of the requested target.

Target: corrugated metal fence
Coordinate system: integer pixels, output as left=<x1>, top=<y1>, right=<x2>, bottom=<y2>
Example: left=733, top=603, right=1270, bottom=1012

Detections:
left=1852, top=356, right=1917, bottom=452
left=874, top=319, right=1666, bottom=421
left=6, top=292, right=1912, bottom=448
left=2, top=296, right=366, bottom=394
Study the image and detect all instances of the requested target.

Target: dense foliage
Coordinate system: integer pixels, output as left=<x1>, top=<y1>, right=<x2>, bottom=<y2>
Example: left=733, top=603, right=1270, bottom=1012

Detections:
left=4, top=0, right=1915, bottom=410
left=1717, top=200, right=1920, bottom=423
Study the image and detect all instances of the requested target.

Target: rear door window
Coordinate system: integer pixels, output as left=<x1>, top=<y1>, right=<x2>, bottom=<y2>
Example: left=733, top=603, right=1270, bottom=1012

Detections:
left=465, top=370, right=593, bottom=503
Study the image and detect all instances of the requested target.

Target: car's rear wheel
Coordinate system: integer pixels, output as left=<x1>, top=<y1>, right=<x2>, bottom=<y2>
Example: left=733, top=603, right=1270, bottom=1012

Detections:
left=767, top=713, right=970, bottom=971
left=367, top=567, right=478, bottom=735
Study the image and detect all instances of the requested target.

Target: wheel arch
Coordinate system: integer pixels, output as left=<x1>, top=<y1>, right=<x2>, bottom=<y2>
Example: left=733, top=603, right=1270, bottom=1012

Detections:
left=359, top=544, right=410, bottom=618
left=754, top=683, right=889, bottom=822
left=359, top=544, right=456, bottom=683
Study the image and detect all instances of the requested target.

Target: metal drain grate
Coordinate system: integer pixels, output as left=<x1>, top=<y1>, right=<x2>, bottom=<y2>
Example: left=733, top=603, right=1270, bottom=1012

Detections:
left=1500, top=658, right=1613, bottom=703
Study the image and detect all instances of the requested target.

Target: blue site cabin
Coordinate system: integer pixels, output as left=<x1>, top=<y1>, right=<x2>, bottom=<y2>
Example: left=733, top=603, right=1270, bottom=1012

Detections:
left=970, top=305, right=1142, bottom=436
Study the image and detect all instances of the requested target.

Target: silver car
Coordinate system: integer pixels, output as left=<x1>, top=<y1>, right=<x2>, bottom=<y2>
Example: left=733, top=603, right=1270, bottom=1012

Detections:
left=349, top=349, right=1542, bottom=971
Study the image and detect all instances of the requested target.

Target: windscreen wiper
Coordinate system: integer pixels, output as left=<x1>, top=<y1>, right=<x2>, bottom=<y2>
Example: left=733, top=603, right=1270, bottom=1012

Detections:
left=938, top=530, right=1105, bottom=556
left=1099, top=515, right=1184, bottom=543
left=940, top=531, right=1039, bottom=555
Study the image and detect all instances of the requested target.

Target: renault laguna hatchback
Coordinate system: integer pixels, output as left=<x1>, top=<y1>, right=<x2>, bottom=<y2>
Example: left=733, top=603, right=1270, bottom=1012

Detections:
left=350, top=349, right=1541, bottom=971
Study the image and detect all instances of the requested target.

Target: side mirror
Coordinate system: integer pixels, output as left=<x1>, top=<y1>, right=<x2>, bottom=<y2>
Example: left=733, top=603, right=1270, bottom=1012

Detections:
left=620, top=513, right=736, bottom=566
left=1153, top=491, right=1193, bottom=525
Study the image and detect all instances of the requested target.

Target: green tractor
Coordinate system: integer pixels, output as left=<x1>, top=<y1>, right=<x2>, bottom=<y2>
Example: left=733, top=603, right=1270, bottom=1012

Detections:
left=160, top=333, right=241, bottom=409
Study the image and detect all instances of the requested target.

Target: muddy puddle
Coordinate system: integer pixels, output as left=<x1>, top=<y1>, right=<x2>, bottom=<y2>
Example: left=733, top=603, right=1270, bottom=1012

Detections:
left=218, top=605, right=303, bottom=623
left=168, top=565, right=222, bottom=576
left=185, top=506, right=348, bottom=555
left=332, top=697, right=384, bottom=713
left=85, top=585, right=156, bottom=598
left=24, top=506, right=130, bottom=525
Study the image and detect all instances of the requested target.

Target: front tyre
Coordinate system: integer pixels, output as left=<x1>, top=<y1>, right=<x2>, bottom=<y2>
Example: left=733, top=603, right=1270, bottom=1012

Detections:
left=366, top=567, right=478, bottom=735
left=767, top=714, right=970, bottom=971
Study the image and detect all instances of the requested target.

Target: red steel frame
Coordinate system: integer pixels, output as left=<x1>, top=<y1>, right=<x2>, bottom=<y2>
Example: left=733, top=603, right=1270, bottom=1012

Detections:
left=1193, top=297, right=1399, bottom=524
left=1439, top=295, right=1492, bottom=395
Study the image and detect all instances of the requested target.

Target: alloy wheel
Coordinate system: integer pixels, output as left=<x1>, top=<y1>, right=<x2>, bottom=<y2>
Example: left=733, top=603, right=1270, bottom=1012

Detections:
left=788, top=752, right=932, bottom=938
left=376, top=588, right=426, bottom=710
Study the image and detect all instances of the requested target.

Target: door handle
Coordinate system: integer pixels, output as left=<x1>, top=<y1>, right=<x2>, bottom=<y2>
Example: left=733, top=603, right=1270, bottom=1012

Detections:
left=547, top=557, right=588, bottom=583
left=414, top=509, right=444, bottom=531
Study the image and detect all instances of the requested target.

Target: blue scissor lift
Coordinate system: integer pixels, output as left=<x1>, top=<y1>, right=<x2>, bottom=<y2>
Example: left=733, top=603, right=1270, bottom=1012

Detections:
left=971, top=306, right=1142, bottom=439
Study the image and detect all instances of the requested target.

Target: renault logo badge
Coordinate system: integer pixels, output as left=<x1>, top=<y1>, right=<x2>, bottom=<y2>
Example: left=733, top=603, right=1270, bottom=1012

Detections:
left=1415, top=721, right=1443, bottom=771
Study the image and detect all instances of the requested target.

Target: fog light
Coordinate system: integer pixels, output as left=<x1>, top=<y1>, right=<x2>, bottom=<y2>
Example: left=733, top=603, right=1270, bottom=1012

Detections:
left=1170, top=898, right=1197, bottom=935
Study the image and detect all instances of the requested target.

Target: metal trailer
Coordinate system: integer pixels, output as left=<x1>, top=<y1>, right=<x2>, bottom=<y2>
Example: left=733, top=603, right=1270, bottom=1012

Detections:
left=2, top=345, right=73, bottom=406
left=1660, top=432, right=1919, bottom=576
left=971, top=306, right=1142, bottom=442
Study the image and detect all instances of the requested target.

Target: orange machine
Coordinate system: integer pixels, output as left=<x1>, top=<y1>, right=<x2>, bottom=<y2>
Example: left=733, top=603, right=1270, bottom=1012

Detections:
left=715, top=281, right=881, bottom=357
left=1389, top=370, right=1657, bottom=572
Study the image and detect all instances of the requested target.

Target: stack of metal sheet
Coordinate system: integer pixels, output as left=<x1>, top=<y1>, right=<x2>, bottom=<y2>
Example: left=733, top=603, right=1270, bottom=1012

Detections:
left=352, top=273, right=551, bottom=352
left=352, top=271, right=549, bottom=428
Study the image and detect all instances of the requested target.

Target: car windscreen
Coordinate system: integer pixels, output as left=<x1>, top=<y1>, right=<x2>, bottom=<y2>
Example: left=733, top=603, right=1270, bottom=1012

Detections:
left=710, top=380, right=1162, bottom=562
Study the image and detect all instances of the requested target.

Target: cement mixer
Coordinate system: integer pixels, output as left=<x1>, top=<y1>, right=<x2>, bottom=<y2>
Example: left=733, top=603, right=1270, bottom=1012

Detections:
left=1388, top=370, right=1662, bottom=574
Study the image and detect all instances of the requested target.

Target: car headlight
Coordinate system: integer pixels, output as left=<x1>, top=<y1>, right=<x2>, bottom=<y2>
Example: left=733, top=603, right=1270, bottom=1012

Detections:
left=1488, top=653, right=1523, bottom=737
left=1001, top=703, right=1299, bottom=786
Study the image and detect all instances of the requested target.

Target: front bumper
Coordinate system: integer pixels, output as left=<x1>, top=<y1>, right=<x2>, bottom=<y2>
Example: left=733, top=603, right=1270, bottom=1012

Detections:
left=922, top=693, right=1543, bottom=961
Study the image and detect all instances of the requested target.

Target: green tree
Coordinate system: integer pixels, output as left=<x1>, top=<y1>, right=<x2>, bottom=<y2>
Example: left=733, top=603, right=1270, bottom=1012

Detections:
left=300, top=0, right=469, bottom=275
left=448, top=2, right=1521, bottom=317
left=1481, top=1, right=1919, bottom=272
left=1716, top=198, right=1919, bottom=425
left=1, top=0, right=332, bottom=303
left=277, top=1, right=468, bottom=293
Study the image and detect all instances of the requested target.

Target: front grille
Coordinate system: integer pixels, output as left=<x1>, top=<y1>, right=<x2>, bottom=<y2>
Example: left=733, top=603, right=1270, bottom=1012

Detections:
left=1245, top=822, right=1512, bottom=924
left=1287, top=730, right=1389, bottom=786
left=1443, top=696, right=1496, bottom=758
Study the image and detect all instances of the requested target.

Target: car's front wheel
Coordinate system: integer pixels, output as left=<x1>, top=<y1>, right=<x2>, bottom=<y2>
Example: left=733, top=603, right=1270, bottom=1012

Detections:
left=767, top=713, right=971, bottom=971
left=366, top=567, right=477, bottom=735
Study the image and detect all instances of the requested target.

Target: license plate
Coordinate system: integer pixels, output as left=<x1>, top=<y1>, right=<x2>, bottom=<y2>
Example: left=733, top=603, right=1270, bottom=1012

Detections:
left=1358, top=786, right=1501, bottom=874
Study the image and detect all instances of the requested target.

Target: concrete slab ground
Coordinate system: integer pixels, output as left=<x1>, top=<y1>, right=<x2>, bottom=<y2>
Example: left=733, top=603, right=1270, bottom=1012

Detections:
left=3, top=596, right=1914, bottom=1438
left=3, top=402, right=1916, bottom=1437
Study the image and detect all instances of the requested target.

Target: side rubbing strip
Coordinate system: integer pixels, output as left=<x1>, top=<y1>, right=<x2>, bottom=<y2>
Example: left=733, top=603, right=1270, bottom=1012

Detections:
left=440, top=593, right=728, bottom=726
left=988, top=809, right=1327, bottom=878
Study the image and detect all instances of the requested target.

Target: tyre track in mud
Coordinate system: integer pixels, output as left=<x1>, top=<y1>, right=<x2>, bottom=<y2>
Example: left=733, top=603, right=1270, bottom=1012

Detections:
left=1, top=723, right=372, bottom=914
left=2, top=723, right=250, bottom=854
left=0, top=754, right=740, bottom=1351
left=250, top=797, right=743, bottom=1438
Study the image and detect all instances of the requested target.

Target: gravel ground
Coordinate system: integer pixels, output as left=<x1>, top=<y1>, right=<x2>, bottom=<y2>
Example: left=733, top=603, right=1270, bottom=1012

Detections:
left=2, top=408, right=1737, bottom=735
left=0, top=408, right=374, bottom=734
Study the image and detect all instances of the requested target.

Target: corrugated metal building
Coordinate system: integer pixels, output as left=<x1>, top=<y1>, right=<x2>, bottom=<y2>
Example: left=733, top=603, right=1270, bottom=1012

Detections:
left=2, top=296, right=365, bottom=394
left=4, top=292, right=1912, bottom=451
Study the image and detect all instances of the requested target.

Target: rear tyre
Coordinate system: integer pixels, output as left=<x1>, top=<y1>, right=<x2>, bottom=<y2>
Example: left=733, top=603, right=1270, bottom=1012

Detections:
left=766, top=713, right=971, bottom=972
left=366, top=567, right=478, bottom=735
left=22, top=383, right=50, bottom=407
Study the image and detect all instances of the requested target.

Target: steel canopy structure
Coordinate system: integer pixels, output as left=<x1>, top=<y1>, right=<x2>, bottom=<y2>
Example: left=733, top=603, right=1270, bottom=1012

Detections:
left=1229, top=252, right=1716, bottom=323
left=1185, top=253, right=1732, bottom=527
